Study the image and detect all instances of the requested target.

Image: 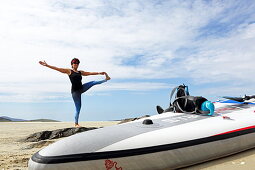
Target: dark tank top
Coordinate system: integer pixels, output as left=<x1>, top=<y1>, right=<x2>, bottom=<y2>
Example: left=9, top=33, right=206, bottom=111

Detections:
left=69, top=70, right=82, bottom=93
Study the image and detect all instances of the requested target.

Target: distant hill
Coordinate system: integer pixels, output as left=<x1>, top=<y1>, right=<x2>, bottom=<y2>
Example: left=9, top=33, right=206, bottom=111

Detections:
left=0, top=116, right=26, bottom=122
left=0, top=116, right=60, bottom=122
left=28, top=119, right=59, bottom=122
left=0, top=117, right=12, bottom=122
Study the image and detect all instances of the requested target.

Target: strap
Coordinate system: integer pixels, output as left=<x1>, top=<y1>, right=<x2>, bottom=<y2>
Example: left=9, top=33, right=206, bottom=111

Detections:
left=174, top=100, right=196, bottom=114
left=169, top=86, right=179, bottom=106
left=169, top=84, right=190, bottom=108
left=178, top=96, right=195, bottom=101
left=170, top=85, right=186, bottom=103
left=185, top=86, right=189, bottom=95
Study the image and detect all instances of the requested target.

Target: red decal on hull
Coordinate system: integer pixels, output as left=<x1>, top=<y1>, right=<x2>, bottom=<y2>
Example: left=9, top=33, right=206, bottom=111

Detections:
left=105, top=159, right=122, bottom=170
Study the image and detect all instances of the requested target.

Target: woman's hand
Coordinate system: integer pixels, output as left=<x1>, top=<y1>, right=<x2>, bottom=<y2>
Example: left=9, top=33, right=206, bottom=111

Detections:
left=39, top=60, right=48, bottom=66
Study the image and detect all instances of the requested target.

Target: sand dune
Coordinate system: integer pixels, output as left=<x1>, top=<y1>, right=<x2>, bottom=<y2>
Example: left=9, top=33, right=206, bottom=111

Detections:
left=0, top=122, right=255, bottom=169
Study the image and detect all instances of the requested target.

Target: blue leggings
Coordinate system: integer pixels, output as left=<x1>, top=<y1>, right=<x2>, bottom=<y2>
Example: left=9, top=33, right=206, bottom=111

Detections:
left=71, top=80, right=107, bottom=124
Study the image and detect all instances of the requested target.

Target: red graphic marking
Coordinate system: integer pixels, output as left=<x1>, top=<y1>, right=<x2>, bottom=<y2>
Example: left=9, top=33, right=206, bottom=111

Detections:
left=214, top=125, right=255, bottom=136
left=215, top=107, right=239, bottom=113
left=105, top=159, right=123, bottom=170
left=222, top=116, right=231, bottom=119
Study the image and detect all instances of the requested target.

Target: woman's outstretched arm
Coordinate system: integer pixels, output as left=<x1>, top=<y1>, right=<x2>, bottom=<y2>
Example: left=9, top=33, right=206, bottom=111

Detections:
left=39, top=61, right=70, bottom=74
left=81, top=71, right=111, bottom=80
left=80, top=71, right=105, bottom=76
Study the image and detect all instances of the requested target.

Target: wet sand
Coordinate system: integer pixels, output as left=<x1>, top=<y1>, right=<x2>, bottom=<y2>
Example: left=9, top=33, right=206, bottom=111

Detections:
left=0, top=122, right=255, bottom=170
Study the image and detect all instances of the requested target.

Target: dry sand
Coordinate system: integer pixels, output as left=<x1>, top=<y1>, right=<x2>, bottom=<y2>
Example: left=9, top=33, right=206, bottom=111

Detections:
left=0, top=121, right=119, bottom=170
left=0, top=122, right=255, bottom=170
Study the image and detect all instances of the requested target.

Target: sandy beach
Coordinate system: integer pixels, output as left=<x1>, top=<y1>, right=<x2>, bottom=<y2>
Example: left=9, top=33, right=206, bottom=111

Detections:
left=0, top=122, right=255, bottom=170
left=0, top=121, right=119, bottom=170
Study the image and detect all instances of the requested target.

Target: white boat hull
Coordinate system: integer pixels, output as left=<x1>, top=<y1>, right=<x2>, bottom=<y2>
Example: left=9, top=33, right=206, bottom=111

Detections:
left=29, top=101, right=255, bottom=169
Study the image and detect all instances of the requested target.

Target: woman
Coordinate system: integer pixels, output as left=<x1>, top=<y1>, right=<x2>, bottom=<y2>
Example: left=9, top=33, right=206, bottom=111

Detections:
left=39, top=58, right=111, bottom=127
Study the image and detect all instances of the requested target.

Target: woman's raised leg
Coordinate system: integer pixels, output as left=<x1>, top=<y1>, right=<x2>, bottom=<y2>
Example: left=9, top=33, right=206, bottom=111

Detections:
left=81, top=80, right=107, bottom=93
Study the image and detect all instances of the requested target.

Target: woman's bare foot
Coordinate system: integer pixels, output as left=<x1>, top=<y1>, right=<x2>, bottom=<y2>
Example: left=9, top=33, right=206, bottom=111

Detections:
left=105, top=72, right=111, bottom=81
left=75, top=123, right=81, bottom=127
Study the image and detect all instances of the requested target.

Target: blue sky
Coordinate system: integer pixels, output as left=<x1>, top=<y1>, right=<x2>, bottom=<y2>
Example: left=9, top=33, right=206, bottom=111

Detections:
left=0, top=0, right=255, bottom=121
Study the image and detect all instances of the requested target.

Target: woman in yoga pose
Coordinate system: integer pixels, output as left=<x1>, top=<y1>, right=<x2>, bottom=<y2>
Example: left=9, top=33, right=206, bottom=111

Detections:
left=39, top=58, right=111, bottom=127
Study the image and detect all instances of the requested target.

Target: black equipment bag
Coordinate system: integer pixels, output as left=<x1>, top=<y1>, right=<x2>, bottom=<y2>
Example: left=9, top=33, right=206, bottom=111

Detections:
left=173, top=96, right=208, bottom=114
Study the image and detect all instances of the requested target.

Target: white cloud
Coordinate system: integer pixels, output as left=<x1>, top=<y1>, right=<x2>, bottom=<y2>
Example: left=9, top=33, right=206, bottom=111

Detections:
left=241, top=23, right=255, bottom=39
left=181, top=22, right=255, bottom=84
left=0, top=81, right=172, bottom=102
left=98, top=82, right=172, bottom=91
left=0, top=0, right=254, bottom=102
